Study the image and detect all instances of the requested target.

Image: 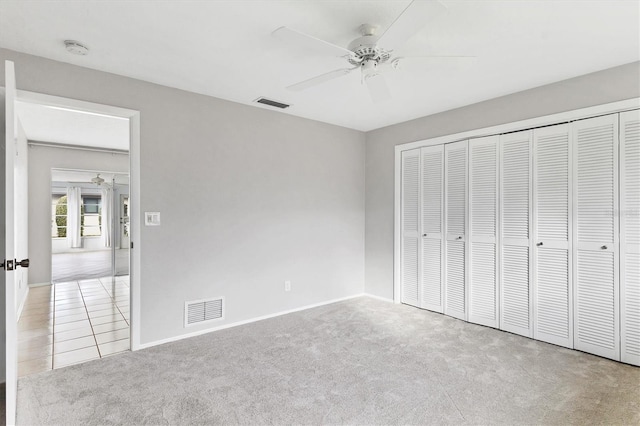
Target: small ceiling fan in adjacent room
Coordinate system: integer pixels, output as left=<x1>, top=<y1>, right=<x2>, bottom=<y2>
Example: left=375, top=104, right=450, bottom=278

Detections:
left=273, top=0, right=475, bottom=103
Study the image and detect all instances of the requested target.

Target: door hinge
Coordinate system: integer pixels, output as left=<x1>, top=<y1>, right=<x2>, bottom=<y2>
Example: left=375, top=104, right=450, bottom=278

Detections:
left=130, top=241, right=134, bottom=249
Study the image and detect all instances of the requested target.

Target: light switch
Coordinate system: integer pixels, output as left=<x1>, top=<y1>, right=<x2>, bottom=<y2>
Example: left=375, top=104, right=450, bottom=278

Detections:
left=145, top=212, right=161, bottom=226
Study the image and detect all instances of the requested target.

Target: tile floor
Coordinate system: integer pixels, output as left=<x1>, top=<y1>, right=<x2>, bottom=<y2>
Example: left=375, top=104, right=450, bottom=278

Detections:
left=17, top=276, right=130, bottom=377
left=52, top=249, right=129, bottom=283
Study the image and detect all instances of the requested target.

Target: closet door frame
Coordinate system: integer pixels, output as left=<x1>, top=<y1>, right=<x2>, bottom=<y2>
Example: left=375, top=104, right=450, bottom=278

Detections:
left=399, top=149, right=422, bottom=307
left=394, top=98, right=639, bottom=305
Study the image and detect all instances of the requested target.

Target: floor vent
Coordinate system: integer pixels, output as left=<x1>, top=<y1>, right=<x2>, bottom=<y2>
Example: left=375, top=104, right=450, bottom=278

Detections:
left=184, top=297, right=224, bottom=327
left=254, top=97, right=290, bottom=109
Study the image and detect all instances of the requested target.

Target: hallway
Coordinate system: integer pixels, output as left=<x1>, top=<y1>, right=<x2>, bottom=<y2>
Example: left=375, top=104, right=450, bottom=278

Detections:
left=17, top=276, right=130, bottom=376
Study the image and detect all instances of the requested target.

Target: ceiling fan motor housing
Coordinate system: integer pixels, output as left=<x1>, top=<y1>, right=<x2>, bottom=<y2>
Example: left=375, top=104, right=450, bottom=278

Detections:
left=347, top=30, right=391, bottom=66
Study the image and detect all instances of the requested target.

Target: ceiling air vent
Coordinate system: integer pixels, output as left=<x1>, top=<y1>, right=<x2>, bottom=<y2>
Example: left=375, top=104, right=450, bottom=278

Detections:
left=254, top=97, right=290, bottom=109
left=184, top=297, right=224, bottom=327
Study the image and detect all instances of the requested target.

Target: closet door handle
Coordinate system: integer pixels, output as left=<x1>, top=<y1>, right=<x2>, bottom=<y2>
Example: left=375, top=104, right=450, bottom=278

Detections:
left=601, top=245, right=608, bottom=250
left=537, top=242, right=543, bottom=246
left=456, top=236, right=463, bottom=240
left=422, top=233, right=427, bottom=237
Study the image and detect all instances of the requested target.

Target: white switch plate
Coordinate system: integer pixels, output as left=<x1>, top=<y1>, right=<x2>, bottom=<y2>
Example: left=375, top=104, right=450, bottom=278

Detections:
left=284, top=280, right=291, bottom=292
left=145, top=212, right=161, bottom=226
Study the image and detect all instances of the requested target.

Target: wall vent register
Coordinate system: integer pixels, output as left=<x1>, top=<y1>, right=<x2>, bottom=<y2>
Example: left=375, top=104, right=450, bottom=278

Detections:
left=185, top=297, right=224, bottom=327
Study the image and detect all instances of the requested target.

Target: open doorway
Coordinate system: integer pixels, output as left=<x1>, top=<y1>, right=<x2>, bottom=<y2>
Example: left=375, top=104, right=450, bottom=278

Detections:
left=50, top=169, right=129, bottom=283
left=13, top=93, right=139, bottom=377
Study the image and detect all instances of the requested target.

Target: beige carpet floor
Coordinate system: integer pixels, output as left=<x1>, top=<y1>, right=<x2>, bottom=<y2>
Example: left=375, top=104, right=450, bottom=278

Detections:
left=17, top=297, right=640, bottom=425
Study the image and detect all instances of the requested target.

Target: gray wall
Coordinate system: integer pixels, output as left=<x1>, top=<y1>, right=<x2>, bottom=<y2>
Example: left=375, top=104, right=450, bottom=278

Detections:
left=28, top=146, right=129, bottom=283
left=365, top=61, right=640, bottom=299
left=0, top=48, right=366, bottom=345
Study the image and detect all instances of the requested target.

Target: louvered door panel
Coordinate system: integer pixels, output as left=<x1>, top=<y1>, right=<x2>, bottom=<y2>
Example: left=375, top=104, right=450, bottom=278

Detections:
left=573, top=114, right=619, bottom=361
left=444, top=140, right=468, bottom=320
left=620, top=110, right=640, bottom=366
left=421, top=145, right=444, bottom=312
left=401, top=149, right=420, bottom=307
left=500, top=131, right=532, bottom=337
left=533, top=124, right=572, bottom=348
left=468, top=136, right=498, bottom=327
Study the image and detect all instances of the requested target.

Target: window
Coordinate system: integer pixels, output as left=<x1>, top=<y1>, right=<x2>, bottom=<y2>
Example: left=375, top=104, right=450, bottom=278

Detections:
left=51, top=194, right=67, bottom=238
left=81, top=195, right=102, bottom=236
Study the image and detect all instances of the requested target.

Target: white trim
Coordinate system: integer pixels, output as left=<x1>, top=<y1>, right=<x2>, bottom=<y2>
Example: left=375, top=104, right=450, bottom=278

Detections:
left=16, top=89, right=142, bottom=352
left=394, top=98, right=640, bottom=154
left=28, top=282, right=51, bottom=288
left=393, top=97, right=640, bottom=307
left=364, top=293, right=395, bottom=303
left=16, top=285, right=29, bottom=321
left=137, top=294, right=365, bottom=350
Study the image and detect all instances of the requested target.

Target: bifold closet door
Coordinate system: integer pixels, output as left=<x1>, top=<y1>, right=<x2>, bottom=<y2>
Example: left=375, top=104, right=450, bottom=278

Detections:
left=420, top=145, right=445, bottom=312
left=620, top=110, right=640, bottom=366
left=401, top=149, right=420, bottom=307
left=532, top=124, right=573, bottom=348
left=444, top=140, right=468, bottom=321
left=573, top=114, right=619, bottom=361
left=468, top=136, right=499, bottom=328
left=500, top=130, right=533, bottom=337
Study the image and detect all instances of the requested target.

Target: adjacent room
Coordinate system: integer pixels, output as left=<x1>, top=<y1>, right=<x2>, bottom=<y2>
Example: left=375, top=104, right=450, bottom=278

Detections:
left=0, top=1, right=639, bottom=425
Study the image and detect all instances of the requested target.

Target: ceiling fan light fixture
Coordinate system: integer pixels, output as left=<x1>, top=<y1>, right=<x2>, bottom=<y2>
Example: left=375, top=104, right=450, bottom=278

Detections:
left=91, top=174, right=105, bottom=185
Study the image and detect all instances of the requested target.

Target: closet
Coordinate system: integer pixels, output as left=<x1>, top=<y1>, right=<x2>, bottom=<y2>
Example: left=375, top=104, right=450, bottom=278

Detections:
left=398, top=108, right=639, bottom=366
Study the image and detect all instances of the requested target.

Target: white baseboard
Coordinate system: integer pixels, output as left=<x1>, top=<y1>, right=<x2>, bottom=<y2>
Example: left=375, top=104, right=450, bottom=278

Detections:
left=16, top=285, right=30, bottom=321
left=29, top=282, right=52, bottom=288
left=364, top=293, right=395, bottom=303
left=135, top=293, right=365, bottom=351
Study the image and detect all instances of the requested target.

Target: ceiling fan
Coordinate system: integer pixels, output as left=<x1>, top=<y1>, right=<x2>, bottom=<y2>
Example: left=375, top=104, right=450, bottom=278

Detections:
left=273, top=0, right=473, bottom=103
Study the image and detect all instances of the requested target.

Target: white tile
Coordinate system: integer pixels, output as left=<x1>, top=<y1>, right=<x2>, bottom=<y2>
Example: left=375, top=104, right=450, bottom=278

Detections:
left=53, top=346, right=99, bottom=368
left=95, top=328, right=130, bottom=344
left=99, top=339, right=130, bottom=357
left=92, top=320, right=129, bottom=334
left=89, top=307, right=122, bottom=319
left=54, top=319, right=91, bottom=333
left=55, top=312, right=89, bottom=324
left=18, top=356, right=52, bottom=377
left=54, top=326, right=94, bottom=342
left=54, top=307, right=87, bottom=317
left=90, top=314, right=125, bottom=325
left=54, top=335, right=96, bottom=354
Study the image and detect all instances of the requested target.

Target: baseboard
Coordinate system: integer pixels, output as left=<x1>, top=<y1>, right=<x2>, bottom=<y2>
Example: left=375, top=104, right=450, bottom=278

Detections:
left=135, top=293, right=365, bottom=351
left=364, top=293, right=395, bottom=303
left=29, top=282, right=52, bottom=288
left=16, top=285, right=30, bottom=321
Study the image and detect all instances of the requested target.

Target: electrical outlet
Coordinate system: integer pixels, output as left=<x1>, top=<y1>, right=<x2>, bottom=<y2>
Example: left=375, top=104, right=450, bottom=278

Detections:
left=284, top=280, right=291, bottom=292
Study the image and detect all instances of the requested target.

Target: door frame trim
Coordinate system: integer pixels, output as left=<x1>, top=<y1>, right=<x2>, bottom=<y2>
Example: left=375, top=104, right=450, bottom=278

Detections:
left=16, top=89, right=142, bottom=350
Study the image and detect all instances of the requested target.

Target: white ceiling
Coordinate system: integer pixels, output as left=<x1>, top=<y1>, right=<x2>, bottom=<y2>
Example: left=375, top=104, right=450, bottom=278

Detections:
left=16, top=102, right=130, bottom=150
left=1, top=1, right=638, bottom=132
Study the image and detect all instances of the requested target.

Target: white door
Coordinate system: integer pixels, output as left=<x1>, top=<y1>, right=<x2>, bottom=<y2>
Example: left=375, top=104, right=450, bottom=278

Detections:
left=400, top=149, right=420, bottom=307
left=3, top=60, right=18, bottom=426
left=532, top=123, right=573, bottom=348
left=620, top=109, right=640, bottom=366
left=468, top=136, right=499, bottom=328
left=499, top=130, right=533, bottom=337
left=444, top=140, right=468, bottom=321
left=420, top=145, right=444, bottom=313
left=573, top=114, right=620, bottom=361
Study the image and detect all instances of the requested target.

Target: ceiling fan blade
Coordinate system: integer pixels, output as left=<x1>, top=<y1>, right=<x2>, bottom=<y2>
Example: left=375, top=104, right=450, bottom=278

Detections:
left=365, top=74, right=391, bottom=103
left=273, top=26, right=353, bottom=57
left=377, top=0, right=447, bottom=51
left=287, top=67, right=357, bottom=91
left=392, top=55, right=477, bottom=69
